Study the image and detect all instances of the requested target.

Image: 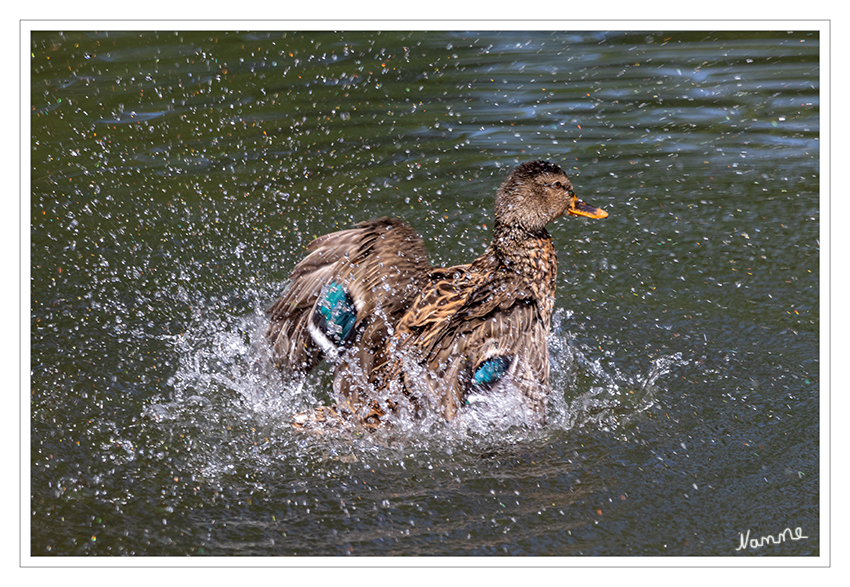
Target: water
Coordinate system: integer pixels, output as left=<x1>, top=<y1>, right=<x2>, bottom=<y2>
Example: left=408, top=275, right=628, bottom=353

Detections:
left=28, top=29, right=820, bottom=557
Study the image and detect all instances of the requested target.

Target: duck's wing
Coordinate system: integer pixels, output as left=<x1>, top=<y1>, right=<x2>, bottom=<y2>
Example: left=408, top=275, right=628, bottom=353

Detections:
left=432, top=296, right=550, bottom=422
left=266, top=218, right=431, bottom=384
left=382, top=271, right=550, bottom=421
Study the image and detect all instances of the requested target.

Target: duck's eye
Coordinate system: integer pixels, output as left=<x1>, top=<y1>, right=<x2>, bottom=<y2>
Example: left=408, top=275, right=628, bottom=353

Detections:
left=553, top=181, right=562, bottom=188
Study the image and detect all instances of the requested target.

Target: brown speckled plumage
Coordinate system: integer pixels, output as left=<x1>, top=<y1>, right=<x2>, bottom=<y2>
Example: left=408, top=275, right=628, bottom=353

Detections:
left=266, top=160, right=607, bottom=429
left=266, top=217, right=430, bottom=409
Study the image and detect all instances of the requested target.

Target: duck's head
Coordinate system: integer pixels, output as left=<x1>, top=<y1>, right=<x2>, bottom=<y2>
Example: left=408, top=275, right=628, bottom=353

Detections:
left=494, top=160, right=608, bottom=232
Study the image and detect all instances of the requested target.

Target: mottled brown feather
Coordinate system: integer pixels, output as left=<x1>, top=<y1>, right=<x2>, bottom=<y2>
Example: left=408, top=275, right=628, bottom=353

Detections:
left=266, top=217, right=430, bottom=409
left=371, top=230, right=558, bottom=422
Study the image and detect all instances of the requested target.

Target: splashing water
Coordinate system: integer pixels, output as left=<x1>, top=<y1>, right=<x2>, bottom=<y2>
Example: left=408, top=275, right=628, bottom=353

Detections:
left=150, top=284, right=682, bottom=461
left=547, top=309, right=685, bottom=432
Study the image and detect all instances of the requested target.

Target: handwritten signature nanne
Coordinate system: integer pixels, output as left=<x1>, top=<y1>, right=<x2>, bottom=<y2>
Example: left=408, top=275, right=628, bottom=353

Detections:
left=736, top=527, right=808, bottom=551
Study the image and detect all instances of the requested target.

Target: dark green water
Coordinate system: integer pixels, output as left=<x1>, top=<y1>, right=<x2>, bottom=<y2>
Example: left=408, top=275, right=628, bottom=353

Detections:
left=29, top=30, right=820, bottom=556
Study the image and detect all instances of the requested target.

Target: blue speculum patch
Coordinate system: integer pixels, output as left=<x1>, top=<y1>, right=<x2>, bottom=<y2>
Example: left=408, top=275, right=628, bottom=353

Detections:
left=472, top=355, right=512, bottom=388
left=315, top=282, right=356, bottom=345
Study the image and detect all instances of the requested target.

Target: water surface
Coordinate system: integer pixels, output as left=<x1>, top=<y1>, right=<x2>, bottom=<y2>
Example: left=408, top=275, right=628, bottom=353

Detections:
left=29, top=29, right=820, bottom=557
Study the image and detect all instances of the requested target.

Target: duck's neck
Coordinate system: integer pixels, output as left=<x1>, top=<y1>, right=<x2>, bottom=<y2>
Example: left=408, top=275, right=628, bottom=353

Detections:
left=494, top=221, right=556, bottom=269
left=471, top=222, right=558, bottom=292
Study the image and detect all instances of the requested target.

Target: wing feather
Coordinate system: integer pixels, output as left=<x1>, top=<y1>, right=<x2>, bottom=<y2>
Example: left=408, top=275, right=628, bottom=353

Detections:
left=266, top=218, right=430, bottom=387
left=375, top=268, right=550, bottom=421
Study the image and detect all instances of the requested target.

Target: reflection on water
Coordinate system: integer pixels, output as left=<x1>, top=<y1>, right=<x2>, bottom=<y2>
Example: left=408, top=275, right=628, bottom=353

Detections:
left=30, top=29, right=820, bottom=557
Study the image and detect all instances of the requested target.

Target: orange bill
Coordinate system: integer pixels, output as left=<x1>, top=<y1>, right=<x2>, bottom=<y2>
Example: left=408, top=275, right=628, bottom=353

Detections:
left=567, top=195, right=608, bottom=219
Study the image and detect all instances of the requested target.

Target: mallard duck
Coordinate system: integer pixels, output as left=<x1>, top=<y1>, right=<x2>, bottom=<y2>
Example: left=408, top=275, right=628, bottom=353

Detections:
left=266, top=160, right=607, bottom=429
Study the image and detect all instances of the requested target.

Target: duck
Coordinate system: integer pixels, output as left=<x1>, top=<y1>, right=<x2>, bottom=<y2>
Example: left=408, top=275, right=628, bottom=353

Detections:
left=266, top=160, right=608, bottom=430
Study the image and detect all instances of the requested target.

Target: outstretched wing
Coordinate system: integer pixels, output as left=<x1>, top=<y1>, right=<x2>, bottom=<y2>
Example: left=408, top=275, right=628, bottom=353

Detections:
left=379, top=269, right=550, bottom=421
left=266, top=217, right=430, bottom=382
